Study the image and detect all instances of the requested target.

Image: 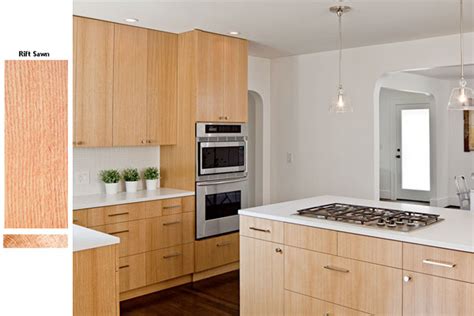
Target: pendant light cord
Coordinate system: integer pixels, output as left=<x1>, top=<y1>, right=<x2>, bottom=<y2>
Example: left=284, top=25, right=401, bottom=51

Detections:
left=338, top=9, right=343, bottom=89
left=460, top=0, right=464, bottom=80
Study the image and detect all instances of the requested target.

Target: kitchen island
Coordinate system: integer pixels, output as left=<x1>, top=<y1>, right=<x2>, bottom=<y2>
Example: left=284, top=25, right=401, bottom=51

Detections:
left=239, top=196, right=474, bottom=316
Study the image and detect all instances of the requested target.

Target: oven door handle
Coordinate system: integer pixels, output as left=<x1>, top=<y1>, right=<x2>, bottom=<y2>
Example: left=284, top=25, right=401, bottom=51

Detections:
left=197, top=178, right=248, bottom=186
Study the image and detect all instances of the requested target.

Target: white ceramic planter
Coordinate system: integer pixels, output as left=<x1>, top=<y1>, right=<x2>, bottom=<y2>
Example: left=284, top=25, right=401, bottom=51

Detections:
left=105, top=182, right=119, bottom=195
left=125, top=181, right=138, bottom=193
left=146, top=179, right=158, bottom=191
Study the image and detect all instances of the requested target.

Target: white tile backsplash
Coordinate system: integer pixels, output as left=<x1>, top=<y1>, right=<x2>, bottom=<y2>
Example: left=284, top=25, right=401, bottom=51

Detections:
left=73, top=146, right=160, bottom=196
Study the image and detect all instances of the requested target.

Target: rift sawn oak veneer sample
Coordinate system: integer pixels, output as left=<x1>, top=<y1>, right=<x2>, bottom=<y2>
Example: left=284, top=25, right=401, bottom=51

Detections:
left=5, top=60, right=68, bottom=228
left=3, top=234, right=68, bottom=248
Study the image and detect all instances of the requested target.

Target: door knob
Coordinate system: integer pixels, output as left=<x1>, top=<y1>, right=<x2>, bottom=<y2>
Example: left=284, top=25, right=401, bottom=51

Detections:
left=275, top=248, right=283, bottom=254
left=403, top=275, right=412, bottom=283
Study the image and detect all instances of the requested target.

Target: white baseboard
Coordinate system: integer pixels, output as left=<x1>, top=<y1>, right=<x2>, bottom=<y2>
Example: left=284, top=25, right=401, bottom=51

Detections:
left=379, top=190, right=391, bottom=200
left=430, top=196, right=459, bottom=207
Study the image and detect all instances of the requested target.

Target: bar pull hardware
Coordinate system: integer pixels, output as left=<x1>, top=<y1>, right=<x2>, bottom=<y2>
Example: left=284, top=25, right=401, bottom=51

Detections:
left=108, top=212, right=129, bottom=217
left=403, top=275, right=412, bottom=283
left=275, top=248, right=283, bottom=254
left=163, top=221, right=181, bottom=226
left=110, top=230, right=129, bottom=235
left=422, top=259, right=456, bottom=268
left=217, top=241, right=232, bottom=247
left=323, top=265, right=350, bottom=273
left=163, top=253, right=182, bottom=259
left=163, top=205, right=181, bottom=209
left=249, top=227, right=271, bottom=233
left=119, top=265, right=130, bottom=269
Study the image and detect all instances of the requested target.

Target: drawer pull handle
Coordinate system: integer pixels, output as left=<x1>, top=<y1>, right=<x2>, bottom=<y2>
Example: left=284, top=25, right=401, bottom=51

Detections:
left=163, top=221, right=181, bottom=226
left=422, top=259, right=456, bottom=268
left=163, top=253, right=182, bottom=259
left=163, top=205, right=181, bottom=209
left=275, top=248, right=283, bottom=253
left=249, top=227, right=271, bottom=233
left=324, top=265, right=350, bottom=273
left=217, top=241, right=232, bottom=247
left=119, top=265, right=130, bottom=269
left=110, top=230, right=129, bottom=235
left=108, top=212, right=129, bottom=217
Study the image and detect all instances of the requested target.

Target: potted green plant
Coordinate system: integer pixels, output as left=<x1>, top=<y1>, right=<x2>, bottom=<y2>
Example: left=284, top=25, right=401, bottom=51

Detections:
left=122, top=168, right=140, bottom=193
left=99, top=169, right=121, bottom=195
left=143, top=167, right=160, bottom=191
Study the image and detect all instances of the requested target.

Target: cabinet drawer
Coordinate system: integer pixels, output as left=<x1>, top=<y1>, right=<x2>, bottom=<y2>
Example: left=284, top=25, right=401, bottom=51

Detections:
left=285, top=290, right=370, bottom=316
left=146, top=214, right=183, bottom=250
left=195, top=233, right=240, bottom=272
left=144, top=198, right=184, bottom=218
left=88, top=203, right=146, bottom=226
left=73, top=209, right=88, bottom=226
left=285, top=246, right=402, bottom=315
left=240, top=216, right=283, bottom=243
left=403, top=243, right=473, bottom=282
left=119, top=253, right=146, bottom=292
left=104, top=220, right=147, bottom=257
left=146, top=243, right=194, bottom=284
left=284, top=223, right=337, bottom=255
left=403, top=271, right=473, bottom=316
left=338, top=232, right=402, bottom=268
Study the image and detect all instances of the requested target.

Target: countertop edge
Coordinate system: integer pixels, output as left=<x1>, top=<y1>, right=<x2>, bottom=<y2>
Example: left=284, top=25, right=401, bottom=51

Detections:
left=73, top=225, right=120, bottom=252
left=238, top=210, right=474, bottom=253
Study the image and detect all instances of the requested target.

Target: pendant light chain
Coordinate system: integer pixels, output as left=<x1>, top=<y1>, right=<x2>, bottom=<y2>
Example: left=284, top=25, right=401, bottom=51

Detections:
left=338, top=9, right=343, bottom=89
left=460, top=0, right=464, bottom=82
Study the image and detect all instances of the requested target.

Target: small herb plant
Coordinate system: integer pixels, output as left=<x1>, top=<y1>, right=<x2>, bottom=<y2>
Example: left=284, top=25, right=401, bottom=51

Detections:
left=144, top=167, right=160, bottom=180
left=99, top=169, right=121, bottom=184
left=122, top=168, right=140, bottom=182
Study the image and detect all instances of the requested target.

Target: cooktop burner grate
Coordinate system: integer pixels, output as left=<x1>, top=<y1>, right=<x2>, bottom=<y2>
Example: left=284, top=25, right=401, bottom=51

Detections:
left=296, top=203, right=443, bottom=232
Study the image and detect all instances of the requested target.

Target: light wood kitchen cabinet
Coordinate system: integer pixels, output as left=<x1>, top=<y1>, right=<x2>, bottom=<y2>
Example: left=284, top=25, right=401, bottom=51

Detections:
left=195, top=232, right=240, bottom=272
left=119, top=253, right=146, bottom=292
left=402, top=271, right=473, bottom=316
left=146, top=30, right=178, bottom=145
left=146, top=213, right=184, bottom=250
left=194, top=30, right=248, bottom=123
left=103, top=219, right=147, bottom=257
left=113, top=24, right=148, bottom=146
left=73, top=16, right=114, bottom=147
left=73, top=209, right=88, bottom=227
left=73, top=244, right=119, bottom=316
left=240, top=236, right=284, bottom=316
left=146, top=243, right=194, bottom=284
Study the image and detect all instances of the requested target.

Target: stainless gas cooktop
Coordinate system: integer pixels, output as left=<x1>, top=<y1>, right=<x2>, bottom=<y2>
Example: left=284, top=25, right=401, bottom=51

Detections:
left=295, top=203, right=443, bottom=232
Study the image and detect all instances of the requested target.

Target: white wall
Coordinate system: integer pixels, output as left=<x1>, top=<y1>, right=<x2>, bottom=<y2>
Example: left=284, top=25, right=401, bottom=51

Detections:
left=248, top=56, right=271, bottom=204
left=73, top=147, right=160, bottom=196
left=270, top=33, right=474, bottom=203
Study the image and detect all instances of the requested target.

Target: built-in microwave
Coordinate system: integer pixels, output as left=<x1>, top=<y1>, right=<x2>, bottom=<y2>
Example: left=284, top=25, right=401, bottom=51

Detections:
left=196, top=123, right=247, bottom=181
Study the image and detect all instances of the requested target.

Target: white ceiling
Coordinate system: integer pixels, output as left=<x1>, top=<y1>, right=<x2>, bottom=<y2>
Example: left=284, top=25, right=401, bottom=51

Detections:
left=405, top=64, right=474, bottom=80
left=73, top=0, right=474, bottom=58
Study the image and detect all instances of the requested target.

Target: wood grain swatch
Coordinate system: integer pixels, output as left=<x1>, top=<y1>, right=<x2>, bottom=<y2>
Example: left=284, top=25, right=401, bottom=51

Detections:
left=3, top=234, right=68, bottom=248
left=5, top=60, right=68, bottom=228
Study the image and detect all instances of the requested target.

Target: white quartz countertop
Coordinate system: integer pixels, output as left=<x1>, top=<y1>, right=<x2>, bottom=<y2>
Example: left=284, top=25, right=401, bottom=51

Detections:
left=73, top=224, right=120, bottom=252
left=239, top=195, right=474, bottom=253
left=73, top=188, right=195, bottom=210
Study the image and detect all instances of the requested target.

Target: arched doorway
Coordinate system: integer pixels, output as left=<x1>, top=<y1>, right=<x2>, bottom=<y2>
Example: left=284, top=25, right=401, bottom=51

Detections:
left=248, top=91, right=264, bottom=207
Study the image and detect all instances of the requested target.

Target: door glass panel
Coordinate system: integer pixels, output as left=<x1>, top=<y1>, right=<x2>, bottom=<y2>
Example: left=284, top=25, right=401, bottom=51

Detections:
left=205, top=191, right=241, bottom=220
left=401, top=109, right=430, bottom=191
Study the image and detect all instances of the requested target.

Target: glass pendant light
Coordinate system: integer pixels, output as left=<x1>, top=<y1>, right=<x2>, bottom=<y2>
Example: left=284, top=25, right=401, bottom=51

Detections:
left=329, top=5, right=353, bottom=113
left=448, top=0, right=473, bottom=110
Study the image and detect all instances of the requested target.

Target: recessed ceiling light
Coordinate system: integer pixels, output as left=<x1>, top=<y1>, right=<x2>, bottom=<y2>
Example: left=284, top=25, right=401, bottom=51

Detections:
left=124, top=18, right=139, bottom=23
left=229, top=31, right=240, bottom=35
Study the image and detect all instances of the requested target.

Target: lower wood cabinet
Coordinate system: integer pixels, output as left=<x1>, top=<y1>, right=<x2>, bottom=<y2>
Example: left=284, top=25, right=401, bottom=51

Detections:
left=101, top=219, right=147, bottom=257
left=195, top=233, right=240, bottom=272
left=146, top=214, right=183, bottom=250
left=402, top=271, right=473, bottom=316
left=119, top=253, right=146, bottom=292
left=146, top=243, right=194, bottom=284
left=240, top=236, right=284, bottom=316
left=285, top=290, right=370, bottom=316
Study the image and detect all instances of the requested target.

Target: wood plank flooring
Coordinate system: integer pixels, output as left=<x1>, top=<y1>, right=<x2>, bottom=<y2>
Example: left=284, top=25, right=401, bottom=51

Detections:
left=120, top=271, right=239, bottom=316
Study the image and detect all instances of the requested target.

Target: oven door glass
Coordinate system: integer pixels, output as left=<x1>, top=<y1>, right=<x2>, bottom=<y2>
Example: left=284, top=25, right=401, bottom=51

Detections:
left=199, top=141, right=246, bottom=175
left=196, top=178, right=248, bottom=239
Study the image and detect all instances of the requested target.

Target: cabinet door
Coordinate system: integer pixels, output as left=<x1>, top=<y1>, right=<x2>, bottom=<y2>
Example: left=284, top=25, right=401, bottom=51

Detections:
left=146, top=243, right=194, bottom=284
left=74, top=17, right=114, bottom=147
left=119, top=253, right=146, bottom=292
left=146, top=214, right=183, bottom=251
left=195, top=233, right=239, bottom=272
left=105, top=220, right=147, bottom=257
left=240, top=236, right=284, bottom=316
left=403, top=271, right=473, bottom=316
left=146, top=30, right=178, bottom=145
left=223, top=37, right=248, bottom=122
left=113, top=24, right=148, bottom=146
left=196, top=31, right=224, bottom=122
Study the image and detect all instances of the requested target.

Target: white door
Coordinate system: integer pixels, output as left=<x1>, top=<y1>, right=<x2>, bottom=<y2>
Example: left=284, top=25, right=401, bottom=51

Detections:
left=395, top=104, right=432, bottom=202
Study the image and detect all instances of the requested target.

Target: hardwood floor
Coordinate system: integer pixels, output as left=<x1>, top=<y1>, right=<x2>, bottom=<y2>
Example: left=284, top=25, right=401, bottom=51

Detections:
left=120, top=271, right=239, bottom=316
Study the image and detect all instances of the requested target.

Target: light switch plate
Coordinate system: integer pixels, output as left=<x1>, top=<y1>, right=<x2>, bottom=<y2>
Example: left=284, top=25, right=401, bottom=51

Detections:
left=75, top=171, right=90, bottom=185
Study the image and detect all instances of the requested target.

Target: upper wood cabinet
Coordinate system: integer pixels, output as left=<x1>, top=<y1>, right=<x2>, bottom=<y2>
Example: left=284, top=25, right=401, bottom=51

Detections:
left=194, top=30, right=248, bottom=123
left=73, top=16, right=114, bottom=147
left=73, top=17, right=177, bottom=147
left=113, top=24, right=148, bottom=146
